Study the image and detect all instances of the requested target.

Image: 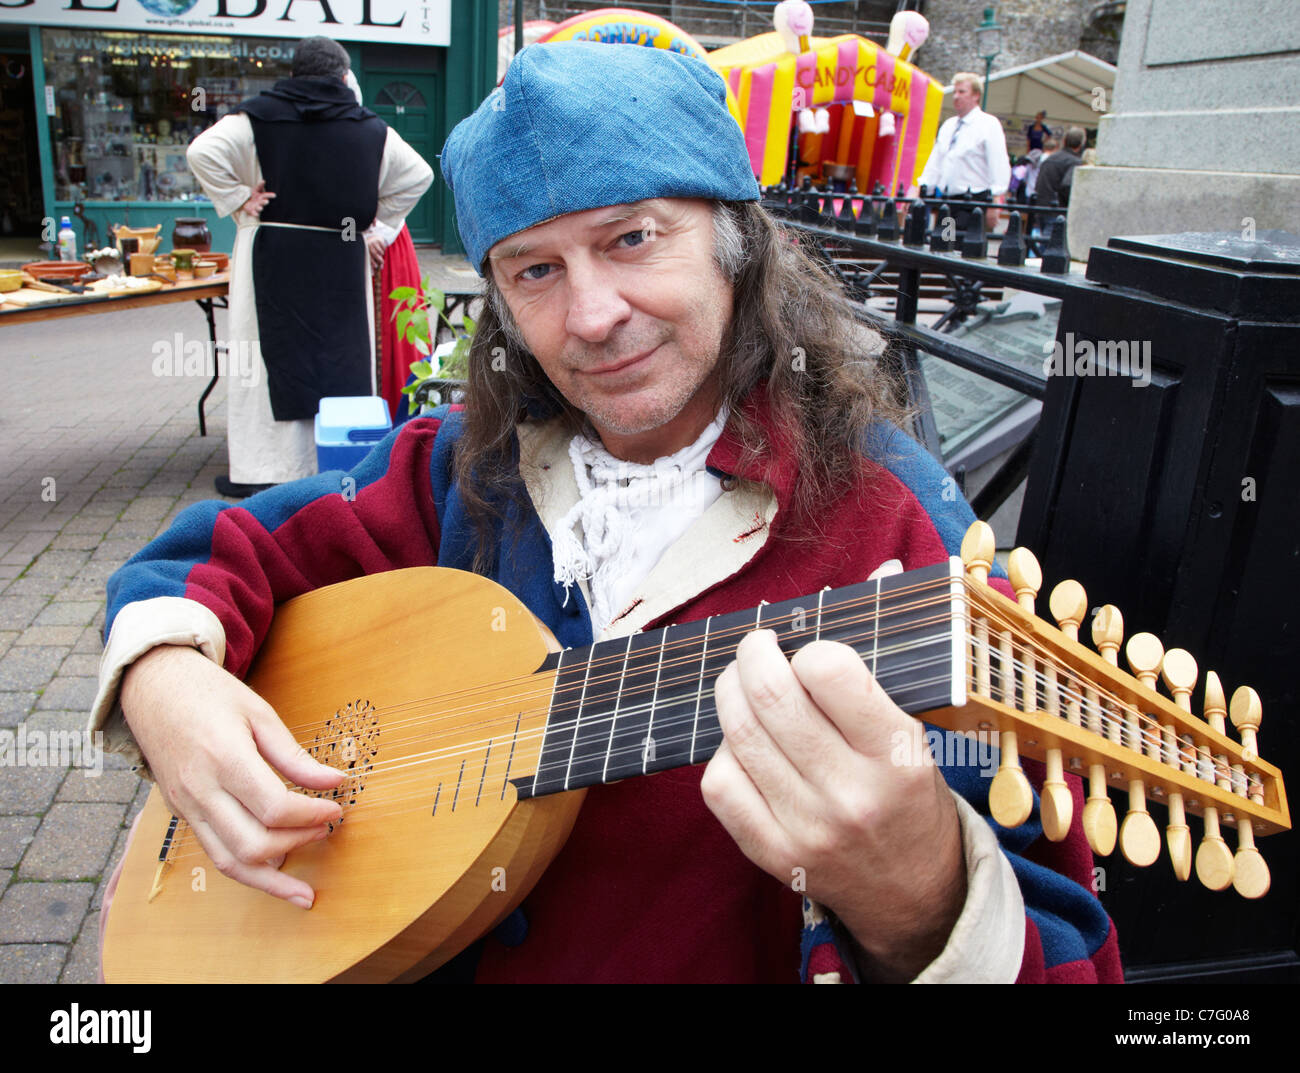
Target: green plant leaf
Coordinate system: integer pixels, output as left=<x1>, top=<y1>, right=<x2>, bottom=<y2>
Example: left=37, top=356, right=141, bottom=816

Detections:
left=462, top=314, right=477, bottom=336
left=439, top=335, right=470, bottom=379
left=395, top=309, right=412, bottom=337
left=427, top=287, right=446, bottom=313
left=410, top=360, right=433, bottom=379
left=389, top=286, right=417, bottom=302
left=414, top=337, right=430, bottom=355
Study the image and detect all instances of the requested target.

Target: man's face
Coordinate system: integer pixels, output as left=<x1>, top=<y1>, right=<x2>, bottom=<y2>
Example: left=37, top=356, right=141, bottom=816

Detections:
left=952, top=81, right=978, bottom=115
left=488, top=198, right=732, bottom=463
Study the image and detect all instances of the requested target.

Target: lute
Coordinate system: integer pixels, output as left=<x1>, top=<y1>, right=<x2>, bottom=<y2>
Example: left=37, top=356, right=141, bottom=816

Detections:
left=102, top=522, right=1290, bottom=982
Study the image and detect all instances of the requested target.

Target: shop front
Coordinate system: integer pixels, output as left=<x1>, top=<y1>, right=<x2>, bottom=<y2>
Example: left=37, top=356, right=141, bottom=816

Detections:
left=0, top=1, right=495, bottom=257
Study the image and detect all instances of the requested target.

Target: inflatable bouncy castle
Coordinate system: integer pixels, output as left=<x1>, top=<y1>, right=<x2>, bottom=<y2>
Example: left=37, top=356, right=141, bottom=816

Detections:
left=708, top=5, right=942, bottom=192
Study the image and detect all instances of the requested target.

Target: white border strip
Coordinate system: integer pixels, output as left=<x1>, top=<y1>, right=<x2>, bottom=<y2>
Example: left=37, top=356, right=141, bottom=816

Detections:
left=949, top=555, right=968, bottom=708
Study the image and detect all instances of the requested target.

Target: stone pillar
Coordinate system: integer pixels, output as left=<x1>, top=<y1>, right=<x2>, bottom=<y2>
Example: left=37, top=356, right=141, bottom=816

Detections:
left=1068, top=0, right=1300, bottom=259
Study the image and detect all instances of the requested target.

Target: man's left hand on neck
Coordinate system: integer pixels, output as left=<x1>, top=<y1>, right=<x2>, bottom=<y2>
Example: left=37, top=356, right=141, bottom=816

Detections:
left=701, top=631, right=967, bottom=983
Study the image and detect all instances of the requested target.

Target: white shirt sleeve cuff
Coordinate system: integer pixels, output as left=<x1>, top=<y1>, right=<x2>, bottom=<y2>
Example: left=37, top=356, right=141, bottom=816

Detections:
left=87, top=597, right=228, bottom=779
left=910, top=789, right=1026, bottom=983
left=365, top=219, right=401, bottom=248
left=213, top=185, right=252, bottom=219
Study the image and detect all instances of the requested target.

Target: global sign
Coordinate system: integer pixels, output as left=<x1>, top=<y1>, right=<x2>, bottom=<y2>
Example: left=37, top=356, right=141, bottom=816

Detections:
left=0, top=0, right=451, bottom=47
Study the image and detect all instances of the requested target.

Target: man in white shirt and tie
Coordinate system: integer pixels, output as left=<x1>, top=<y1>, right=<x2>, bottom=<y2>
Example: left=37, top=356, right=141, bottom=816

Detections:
left=910, top=72, right=1010, bottom=232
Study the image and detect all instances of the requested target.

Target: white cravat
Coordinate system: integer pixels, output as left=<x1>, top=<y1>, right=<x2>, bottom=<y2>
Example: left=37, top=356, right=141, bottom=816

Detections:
left=552, top=409, right=729, bottom=634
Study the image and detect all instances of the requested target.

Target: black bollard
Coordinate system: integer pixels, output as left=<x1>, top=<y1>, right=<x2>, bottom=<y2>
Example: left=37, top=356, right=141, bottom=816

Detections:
left=997, top=211, right=1026, bottom=266
left=818, top=186, right=838, bottom=228
left=876, top=197, right=899, bottom=242
left=836, top=192, right=856, bottom=230
left=854, top=196, right=876, bottom=237
left=799, top=189, right=820, bottom=225
left=930, top=202, right=955, bottom=252
left=961, top=207, right=987, bottom=259
left=1041, top=215, right=1070, bottom=273
left=903, top=199, right=928, bottom=247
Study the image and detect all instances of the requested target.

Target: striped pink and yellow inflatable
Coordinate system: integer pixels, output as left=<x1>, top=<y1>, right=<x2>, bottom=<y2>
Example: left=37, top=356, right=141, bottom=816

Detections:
left=709, top=32, right=945, bottom=190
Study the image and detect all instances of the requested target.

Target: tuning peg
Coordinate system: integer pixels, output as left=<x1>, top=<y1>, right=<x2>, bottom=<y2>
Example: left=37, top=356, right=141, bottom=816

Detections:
left=1230, top=686, right=1262, bottom=761
left=990, top=613, right=1034, bottom=830
left=1007, top=548, right=1042, bottom=611
left=1049, top=579, right=1086, bottom=734
left=1195, top=672, right=1235, bottom=892
left=1158, top=648, right=1198, bottom=881
left=1079, top=606, right=1124, bottom=856
left=1091, top=605, right=1123, bottom=664
left=981, top=543, right=1032, bottom=829
left=1229, top=686, right=1270, bottom=899
left=961, top=522, right=994, bottom=697
left=1116, top=631, right=1162, bottom=868
left=1008, top=550, right=1070, bottom=841
left=1048, top=580, right=1088, bottom=641
left=960, top=521, right=995, bottom=585
left=1051, top=580, right=1115, bottom=855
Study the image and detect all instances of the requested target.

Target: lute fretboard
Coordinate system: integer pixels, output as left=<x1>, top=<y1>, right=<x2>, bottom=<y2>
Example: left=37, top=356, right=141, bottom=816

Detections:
left=515, top=559, right=967, bottom=798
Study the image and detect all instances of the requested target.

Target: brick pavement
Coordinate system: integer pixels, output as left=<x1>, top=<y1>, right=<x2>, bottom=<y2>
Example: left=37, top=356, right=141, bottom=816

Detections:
left=0, top=250, right=476, bottom=983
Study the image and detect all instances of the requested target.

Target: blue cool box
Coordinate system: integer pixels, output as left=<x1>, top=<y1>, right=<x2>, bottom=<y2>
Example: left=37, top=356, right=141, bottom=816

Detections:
left=315, top=396, right=392, bottom=472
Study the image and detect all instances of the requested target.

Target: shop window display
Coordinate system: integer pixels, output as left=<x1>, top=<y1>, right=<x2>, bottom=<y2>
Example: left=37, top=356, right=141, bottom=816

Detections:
left=43, top=30, right=295, bottom=203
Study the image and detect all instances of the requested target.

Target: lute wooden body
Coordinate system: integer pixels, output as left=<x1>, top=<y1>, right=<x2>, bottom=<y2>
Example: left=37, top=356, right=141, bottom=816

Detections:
left=104, top=568, right=585, bottom=983
left=103, top=527, right=1290, bottom=983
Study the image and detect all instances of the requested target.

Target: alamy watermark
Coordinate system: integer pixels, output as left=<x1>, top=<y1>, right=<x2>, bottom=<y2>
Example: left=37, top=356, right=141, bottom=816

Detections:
left=0, top=724, right=103, bottom=776
left=151, top=333, right=261, bottom=388
left=891, top=728, right=998, bottom=778
left=50, top=1003, right=150, bottom=1053
left=1042, top=332, right=1151, bottom=387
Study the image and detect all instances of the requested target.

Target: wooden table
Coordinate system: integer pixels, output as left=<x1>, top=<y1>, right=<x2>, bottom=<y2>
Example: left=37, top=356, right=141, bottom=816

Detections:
left=0, top=274, right=230, bottom=435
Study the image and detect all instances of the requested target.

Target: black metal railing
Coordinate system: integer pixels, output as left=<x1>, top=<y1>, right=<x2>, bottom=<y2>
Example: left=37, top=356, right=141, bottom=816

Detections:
left=763, top=184, right=1088, bottom=520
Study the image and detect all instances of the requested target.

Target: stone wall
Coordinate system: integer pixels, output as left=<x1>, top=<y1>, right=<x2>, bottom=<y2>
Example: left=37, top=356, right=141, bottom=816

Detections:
left=917, top=0, right=1097, bottom=86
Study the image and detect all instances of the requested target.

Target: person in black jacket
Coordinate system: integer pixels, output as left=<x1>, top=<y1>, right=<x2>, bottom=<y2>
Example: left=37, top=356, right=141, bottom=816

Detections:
left=1035, top=127, right=1086, bottom=209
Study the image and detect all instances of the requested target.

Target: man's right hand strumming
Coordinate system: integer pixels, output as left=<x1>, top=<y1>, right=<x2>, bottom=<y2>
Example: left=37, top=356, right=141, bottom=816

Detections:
left=120, top=645, right=345, bottom=908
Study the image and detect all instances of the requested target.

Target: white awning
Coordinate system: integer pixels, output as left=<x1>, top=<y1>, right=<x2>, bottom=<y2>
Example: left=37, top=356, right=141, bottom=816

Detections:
left=940, top=50, right=1117, bottom=130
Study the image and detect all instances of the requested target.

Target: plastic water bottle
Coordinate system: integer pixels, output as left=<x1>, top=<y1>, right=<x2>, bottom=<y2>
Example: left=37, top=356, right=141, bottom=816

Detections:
left=57, top=217, right=76, bottom=262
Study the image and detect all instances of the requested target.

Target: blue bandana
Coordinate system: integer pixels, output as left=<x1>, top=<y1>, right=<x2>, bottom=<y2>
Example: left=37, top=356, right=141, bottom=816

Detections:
left=440, top=42, right=760, bottom=275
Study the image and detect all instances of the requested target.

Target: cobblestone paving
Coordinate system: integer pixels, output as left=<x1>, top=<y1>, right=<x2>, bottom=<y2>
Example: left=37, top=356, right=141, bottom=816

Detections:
left=0, top=251, right=476, bottom=983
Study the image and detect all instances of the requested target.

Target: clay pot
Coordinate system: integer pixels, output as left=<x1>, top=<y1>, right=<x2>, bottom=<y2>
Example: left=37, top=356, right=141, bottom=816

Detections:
left=172, top=217, right=212, bottom=254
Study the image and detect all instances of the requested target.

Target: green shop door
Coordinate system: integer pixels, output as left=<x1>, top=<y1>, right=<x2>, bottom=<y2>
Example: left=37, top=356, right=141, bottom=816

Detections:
left=368, top=73, right=439, bottom=244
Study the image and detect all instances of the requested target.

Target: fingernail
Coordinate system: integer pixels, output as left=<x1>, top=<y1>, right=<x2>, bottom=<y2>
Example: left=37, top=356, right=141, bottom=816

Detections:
left=291, top=894, right=313, bottom=910
left=314, top=826, right=330, bottom=841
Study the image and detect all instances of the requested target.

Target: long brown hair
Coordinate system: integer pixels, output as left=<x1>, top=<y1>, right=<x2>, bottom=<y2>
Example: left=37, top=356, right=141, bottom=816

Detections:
left=451, top=199, right=912, bottom=572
